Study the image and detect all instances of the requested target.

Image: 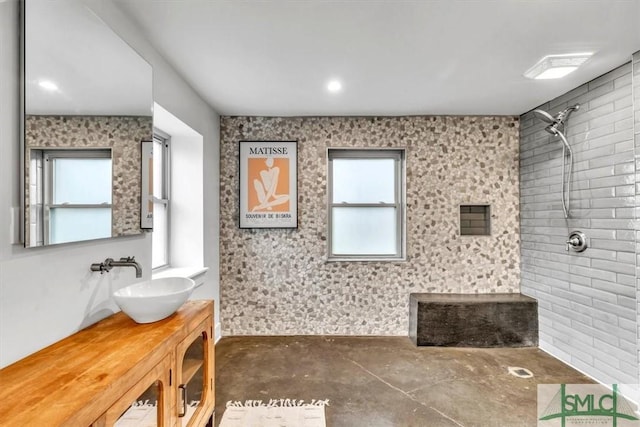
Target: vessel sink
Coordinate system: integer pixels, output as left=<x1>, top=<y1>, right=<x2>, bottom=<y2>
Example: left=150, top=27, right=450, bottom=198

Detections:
left=113, top=277, right=196, bottom=324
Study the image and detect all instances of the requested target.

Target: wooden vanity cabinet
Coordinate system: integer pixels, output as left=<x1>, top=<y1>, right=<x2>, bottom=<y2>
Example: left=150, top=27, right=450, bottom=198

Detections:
left=175, top=317, right=215, bottom=427
left=0, top=300, right=214, bottom=427
left=92, top=355, right=173, bottom=427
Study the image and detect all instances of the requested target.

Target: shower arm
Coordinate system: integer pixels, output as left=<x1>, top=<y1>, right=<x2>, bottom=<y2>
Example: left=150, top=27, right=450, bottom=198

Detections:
left=532, top=104, right=578, bottom=219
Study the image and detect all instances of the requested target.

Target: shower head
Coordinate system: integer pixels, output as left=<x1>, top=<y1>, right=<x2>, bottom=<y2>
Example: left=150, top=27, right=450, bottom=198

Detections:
left=533, top=104, right=580, bottom=135
left=533, top=109, right=555, bottom=124
left=532, top=105, right=579, bottom=220
left=533, top=107, right=578, bottom=220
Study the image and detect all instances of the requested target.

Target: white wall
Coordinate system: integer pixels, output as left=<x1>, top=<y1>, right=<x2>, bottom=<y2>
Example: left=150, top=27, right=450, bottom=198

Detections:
left=0, top=0, right=220, bottom=368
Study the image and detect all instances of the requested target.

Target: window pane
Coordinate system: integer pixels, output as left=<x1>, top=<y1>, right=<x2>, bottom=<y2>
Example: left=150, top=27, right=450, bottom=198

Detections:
left=332, top=158, right=395, bottom=203
left=50, top=208, right=111, bottom=244
left=52, top=158, right=111, bottom=204
left=152, top=203, right=168, bottom=268
left=152, top=140, right=164, bottom=198
left=332, top=207, right=397, bottom=255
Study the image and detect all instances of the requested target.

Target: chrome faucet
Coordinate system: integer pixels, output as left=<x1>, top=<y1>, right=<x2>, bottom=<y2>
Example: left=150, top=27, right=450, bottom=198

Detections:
left=90, top=256, right=143, bottom=278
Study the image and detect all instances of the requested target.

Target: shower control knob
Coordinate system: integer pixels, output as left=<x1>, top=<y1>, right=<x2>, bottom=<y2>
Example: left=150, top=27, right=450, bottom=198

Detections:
left=565, top=231, right=587, bottom=252
left=566, top=238, right=579, bottom=251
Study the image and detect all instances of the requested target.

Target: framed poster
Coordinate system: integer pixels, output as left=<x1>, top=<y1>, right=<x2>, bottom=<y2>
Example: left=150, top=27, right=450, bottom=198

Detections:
left=239, top=140, right=298, bottom=228
left=140, top=140, right=153, bottom=229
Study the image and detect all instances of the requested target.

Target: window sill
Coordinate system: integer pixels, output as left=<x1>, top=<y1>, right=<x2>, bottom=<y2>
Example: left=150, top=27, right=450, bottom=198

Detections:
left=152, top=266, right=209, bottom=288
left=326, top=257, right=407, bottom=263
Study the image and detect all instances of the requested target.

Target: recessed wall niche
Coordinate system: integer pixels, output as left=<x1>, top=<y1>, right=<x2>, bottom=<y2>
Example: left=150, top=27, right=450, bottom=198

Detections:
left=460, top=205, right=491, bottom=236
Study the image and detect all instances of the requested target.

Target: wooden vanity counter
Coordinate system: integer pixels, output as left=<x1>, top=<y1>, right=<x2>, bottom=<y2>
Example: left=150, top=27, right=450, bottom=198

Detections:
left=0, top=300, right=214, bottom=427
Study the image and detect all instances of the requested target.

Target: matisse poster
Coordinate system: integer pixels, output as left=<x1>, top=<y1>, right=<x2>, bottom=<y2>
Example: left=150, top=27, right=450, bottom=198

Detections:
left=239, top=141, right=297, bottom=228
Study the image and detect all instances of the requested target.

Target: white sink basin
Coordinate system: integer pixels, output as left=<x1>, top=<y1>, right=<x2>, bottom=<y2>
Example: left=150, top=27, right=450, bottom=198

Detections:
left=113, top=277, right=195, bottom=324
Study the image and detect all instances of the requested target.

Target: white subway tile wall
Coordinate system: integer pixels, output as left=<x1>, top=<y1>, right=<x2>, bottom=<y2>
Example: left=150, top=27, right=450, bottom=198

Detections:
left=520, top=61, right=638, bottom=385
left=633, top=50, right=640, bottom=390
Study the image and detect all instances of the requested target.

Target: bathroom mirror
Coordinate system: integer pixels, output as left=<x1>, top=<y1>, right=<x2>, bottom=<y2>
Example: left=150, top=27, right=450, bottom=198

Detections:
left=22, top=0, right=153, bottom=247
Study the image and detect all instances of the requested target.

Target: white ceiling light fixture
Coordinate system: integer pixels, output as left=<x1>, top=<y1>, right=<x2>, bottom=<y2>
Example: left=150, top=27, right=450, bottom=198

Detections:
left=326, top=79, right=342, bottom=93
left=524, top=53, right=593, bottom=80
left=38, top=79, right=59, bottom=91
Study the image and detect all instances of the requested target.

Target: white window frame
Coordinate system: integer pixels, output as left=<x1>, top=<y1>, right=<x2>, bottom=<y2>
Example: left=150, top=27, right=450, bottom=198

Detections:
left=327, top=148, right=406, bottom=261
left=152, top=130, right=171, bottom=270
left=42, top=149, right=112, bottom=245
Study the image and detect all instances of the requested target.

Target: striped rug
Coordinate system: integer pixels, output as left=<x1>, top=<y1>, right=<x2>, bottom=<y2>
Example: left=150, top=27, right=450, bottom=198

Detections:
left=220, top=399, right=329, bottom=427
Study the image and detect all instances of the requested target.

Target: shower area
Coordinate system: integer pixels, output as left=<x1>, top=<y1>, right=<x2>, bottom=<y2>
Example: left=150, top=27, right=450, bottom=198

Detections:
left=519, top=51, right=640, bottom=392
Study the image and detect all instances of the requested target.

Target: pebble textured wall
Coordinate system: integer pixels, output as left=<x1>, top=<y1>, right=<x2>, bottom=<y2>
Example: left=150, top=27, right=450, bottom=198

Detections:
left=220, top=116, right=520, bottom=335
left=25, top=115, right=152, bottom=242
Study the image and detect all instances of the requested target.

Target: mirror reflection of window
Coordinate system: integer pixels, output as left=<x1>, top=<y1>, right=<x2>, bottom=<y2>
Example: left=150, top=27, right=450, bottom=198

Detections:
left=32, top=149, right=112, bottom=245
left=152, top=133, right=170, bottom=269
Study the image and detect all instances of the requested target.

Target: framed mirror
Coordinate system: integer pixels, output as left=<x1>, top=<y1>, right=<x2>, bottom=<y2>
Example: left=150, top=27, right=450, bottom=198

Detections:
left=22, top=0, right=153, bottom=247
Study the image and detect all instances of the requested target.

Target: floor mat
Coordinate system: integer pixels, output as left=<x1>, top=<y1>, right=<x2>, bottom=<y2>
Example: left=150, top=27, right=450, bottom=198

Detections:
left=220, top=399, right=328, bottom=427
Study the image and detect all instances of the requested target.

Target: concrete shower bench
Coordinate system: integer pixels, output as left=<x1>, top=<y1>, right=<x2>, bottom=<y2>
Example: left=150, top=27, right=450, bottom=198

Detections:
left=409, top=293, right=538, bottom=347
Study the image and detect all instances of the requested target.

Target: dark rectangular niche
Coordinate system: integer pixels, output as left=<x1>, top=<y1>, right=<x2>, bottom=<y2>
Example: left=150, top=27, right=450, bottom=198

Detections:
left=409, top=293, right=538, bottom=347
left=460, top=205, right=490, bottom=236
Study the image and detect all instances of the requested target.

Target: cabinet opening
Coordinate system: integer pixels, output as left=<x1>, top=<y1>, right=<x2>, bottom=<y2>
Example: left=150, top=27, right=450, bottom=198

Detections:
left=114, top=381, right=161, bottom=426
left=179, top=334, right=206, bottom=424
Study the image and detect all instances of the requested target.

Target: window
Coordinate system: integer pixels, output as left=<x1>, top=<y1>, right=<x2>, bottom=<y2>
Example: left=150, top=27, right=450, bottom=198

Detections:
left=152, top=131, right=170, bottom=269
left=151, top=104, right=205, bottom=276
left=328, top=149, right=405, bottom=260
left=38, top=149, right=112, bottom=245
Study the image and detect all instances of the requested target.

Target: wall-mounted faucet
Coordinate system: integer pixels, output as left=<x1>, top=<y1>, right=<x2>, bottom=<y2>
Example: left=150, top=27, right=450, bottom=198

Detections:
left=90, top=256, right=142, bottom=278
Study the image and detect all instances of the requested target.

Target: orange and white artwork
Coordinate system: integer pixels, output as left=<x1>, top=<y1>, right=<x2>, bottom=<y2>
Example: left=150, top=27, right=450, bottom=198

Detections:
left=239, top=141, right=297, bottom=228
left=247, top=157, right=290, bottom=212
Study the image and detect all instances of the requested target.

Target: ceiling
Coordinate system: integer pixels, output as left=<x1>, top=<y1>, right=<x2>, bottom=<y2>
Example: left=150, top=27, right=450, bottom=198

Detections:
left=26, top=0, right=152, bottom=116
left=117, top=0, right=640, bottom=117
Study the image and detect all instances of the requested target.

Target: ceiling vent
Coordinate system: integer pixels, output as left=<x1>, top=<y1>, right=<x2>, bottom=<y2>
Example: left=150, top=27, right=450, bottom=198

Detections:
left=524, top=53, right=593, bottom=79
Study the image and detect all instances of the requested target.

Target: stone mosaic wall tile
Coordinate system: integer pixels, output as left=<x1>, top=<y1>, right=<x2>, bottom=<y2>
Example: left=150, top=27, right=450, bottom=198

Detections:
left=220, top=116, right=520, bottom=335
left=25, top=115, right=152, bottom=243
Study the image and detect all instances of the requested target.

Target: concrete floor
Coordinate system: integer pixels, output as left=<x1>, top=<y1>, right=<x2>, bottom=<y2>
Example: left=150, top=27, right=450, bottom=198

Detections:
left=214, top=336, right=594, bottom=427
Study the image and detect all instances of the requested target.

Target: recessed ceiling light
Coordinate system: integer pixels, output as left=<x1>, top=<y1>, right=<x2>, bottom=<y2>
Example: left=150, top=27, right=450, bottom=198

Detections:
left=327, top=80, right=342, bottom=93
left=524, top=53, right=593, bottom=80
left=38, top=80, right=59, bottom=91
